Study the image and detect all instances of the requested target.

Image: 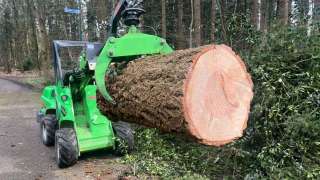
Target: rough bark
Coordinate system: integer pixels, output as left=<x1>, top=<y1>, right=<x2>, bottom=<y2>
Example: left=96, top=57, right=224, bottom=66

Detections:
left=278, top=0, right=289, bottom=25
left=98, top=45, right=254, bottom=146
left=194, top=0, right=201, bottom=46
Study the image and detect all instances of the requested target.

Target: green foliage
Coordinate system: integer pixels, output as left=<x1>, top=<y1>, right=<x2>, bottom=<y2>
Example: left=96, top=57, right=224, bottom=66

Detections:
left=121, top=27, right=320, bottom=179
left=122, top=127, right=263, bottom=179
left=246, top=26, right=320, bottom=178
left=225, top=14, right=261, bottom=51
left=21, top=56, right=35, bottom=71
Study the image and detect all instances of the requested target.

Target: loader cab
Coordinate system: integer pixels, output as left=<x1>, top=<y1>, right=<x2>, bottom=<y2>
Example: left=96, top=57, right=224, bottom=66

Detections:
left=52, top=40, right=103, bottom=86
left=85, top=43, right=104, bottom=71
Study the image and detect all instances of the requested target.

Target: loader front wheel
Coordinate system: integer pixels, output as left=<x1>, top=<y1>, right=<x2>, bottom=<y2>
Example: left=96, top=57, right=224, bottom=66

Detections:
left=40, top=115, right=56, bottom=146
left=112, top=121, right=134, bottom=156
left=55, top=128, right=78, bottom=168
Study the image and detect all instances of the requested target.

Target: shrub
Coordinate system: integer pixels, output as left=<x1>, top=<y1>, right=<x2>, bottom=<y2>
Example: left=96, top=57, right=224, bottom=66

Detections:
left=22, top=56, right=35, bottom=71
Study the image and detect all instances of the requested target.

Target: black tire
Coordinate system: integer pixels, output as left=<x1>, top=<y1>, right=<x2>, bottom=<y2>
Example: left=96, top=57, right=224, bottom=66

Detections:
left=112, top=121, right=134, bottom=156
left=40, top=114, right=57, bottom=146
left=55, top=128, right=78, bottom=168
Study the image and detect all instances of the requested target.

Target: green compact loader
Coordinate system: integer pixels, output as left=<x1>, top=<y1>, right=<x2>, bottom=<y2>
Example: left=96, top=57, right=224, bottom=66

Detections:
left=37, top=0, right=173, bottom=168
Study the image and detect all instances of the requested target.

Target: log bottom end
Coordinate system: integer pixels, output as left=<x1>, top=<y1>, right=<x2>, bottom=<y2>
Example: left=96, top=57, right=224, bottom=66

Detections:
left=183, top=45, right=254, bottom=146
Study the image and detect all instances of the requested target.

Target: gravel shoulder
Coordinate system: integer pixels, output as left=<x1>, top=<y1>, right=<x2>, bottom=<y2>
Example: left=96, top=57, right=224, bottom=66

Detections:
left=0, top=78, right=131, bottom=180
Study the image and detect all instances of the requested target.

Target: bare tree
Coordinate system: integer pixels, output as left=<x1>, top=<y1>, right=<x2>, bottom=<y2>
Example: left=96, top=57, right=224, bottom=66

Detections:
left=11, top=0, right=23, bottom=71
left=2, top=6, right=12, bottom=73
left=32, top=0, right=50, bottom=77
left=26, top=0, right=39, bottom=70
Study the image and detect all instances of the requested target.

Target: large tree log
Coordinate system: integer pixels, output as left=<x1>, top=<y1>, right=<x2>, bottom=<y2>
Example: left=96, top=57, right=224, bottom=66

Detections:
left=98, top=45, right=254, bottom=146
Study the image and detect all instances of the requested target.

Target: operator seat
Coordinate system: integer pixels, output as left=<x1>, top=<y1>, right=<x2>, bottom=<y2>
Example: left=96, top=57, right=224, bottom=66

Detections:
left=86, top=43, right=104, bottom=70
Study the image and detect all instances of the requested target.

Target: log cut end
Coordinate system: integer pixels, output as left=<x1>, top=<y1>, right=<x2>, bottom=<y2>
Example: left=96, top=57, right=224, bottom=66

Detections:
left=183, top=45, right=254, bottom=146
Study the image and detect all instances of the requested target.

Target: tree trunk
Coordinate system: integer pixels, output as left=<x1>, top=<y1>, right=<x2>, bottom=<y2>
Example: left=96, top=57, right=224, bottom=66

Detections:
left=250, top=0, right=258, bottom=29
left=268, top=0, right=277, bottom=29
left=278, top=0, right=289, bottom=25
left=194, top=0, right=201, bottom=47
left=307, top=0, right=313, bottom=36
left=189, top=0, right=194, bottom=48
left=161, top=0, right=167, bottom=39
left=81, top=0, right=88, bottom=41
left=288, top=0, right=292, bottom=25
left=219, top=0, right=228, bottom=43
left=26, top=0, right=40, bottom=71
left=33, top=0, right=50, bottom=77
left=12, top=0, right=23, bottom=72
left=260, top=0, right=268, bottom=32
left=314, top=0, right=320, bottom=32
left=211, top=0, right=216, bottom=41
left=2, top=7, right=12, bottom=73
left=3, top=40, right=12, bottom=73
left=296, top=0, right=309, bottom=26
left=98, top=45, right=254, bottom=146
left=177, top=0, right=185, bottom=49
left=315, top=0, right=320, bottom=21
left=95, top=0, right=108, bottom=41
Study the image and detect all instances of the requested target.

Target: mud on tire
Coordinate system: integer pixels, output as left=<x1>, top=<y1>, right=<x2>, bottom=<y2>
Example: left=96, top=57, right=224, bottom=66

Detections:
left=40, top=114, right=57, bottom=146
left=112, top=121, right=134, bottom=156
left=55, top=128, right=78, bottom=168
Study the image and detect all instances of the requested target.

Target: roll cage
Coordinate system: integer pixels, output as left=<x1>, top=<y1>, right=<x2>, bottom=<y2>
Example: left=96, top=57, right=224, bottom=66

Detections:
left=52, top=40, right=103, bottom=84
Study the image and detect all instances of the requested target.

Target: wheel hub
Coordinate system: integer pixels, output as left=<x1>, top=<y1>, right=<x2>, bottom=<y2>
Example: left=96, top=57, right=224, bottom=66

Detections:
left=56, top=142, right=61, bottom=162
left=42, top=124, right=48, bottom=142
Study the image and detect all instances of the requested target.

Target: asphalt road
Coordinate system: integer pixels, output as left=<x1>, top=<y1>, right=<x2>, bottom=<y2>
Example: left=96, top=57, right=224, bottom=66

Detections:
left=0, top=78, right=129, bottom=180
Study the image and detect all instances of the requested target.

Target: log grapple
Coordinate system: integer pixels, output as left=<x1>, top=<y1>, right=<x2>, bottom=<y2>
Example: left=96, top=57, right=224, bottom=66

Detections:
left=37, top=0, right=173, bottom=168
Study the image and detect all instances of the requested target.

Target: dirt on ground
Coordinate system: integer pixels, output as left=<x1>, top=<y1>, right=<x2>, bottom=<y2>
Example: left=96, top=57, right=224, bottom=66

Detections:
left=0, top=77, right=133, bottom=180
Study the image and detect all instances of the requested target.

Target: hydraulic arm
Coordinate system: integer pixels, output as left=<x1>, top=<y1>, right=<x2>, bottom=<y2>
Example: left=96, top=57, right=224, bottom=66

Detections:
left=95, top=0, right=172, bottom=103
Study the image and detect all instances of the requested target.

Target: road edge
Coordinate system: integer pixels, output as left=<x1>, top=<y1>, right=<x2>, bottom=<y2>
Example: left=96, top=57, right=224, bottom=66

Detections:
left=0, top=76, right=41, bottom=92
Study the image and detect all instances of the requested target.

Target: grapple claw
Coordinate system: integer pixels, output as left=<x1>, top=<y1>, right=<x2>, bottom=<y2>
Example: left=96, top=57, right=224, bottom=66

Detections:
left=95, top=52, right=115, bottom=103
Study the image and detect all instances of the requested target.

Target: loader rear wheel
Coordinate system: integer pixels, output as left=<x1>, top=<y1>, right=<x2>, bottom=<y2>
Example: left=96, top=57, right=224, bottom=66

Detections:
left=112, top=121, right=134, bottom=156
left=40, top=114, right=57, bottom=146
left=55, top=128, right=78, bottom=168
